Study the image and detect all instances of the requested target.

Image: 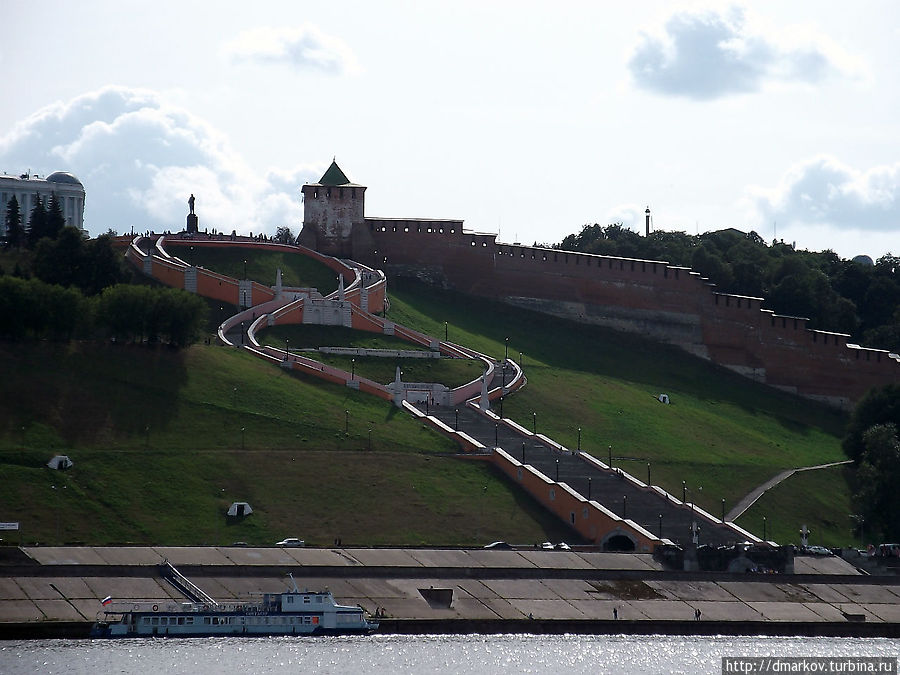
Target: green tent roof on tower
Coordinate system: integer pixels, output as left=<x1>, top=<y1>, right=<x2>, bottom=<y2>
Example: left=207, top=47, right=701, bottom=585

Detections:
left=318, top=160, right=351, bottom=186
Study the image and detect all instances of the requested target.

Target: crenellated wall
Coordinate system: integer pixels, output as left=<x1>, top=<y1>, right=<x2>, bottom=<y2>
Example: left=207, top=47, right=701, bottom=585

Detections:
left=350, top=221, right=898, bottom=409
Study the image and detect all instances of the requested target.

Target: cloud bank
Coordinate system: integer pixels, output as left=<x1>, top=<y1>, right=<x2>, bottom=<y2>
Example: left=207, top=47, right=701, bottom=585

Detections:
left=223, top=24, right=359, bottom=75
left=745, top=155, right=900, bottom=233
left=0, top=86, right=316, bottom=235
left=628, top=6, right=861, bottom=100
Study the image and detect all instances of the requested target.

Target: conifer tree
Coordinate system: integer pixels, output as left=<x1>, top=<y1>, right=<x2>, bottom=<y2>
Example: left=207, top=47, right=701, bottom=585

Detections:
left=4, top=196, right=23, bottom=248
left=27, top=192, right=48, bottom=247
left=46, top=192, right=65, bottom=239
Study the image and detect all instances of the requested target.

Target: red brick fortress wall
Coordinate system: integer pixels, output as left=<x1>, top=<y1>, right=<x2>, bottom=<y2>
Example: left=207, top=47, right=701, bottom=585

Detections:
left=355, top=221, right=898, bottom=409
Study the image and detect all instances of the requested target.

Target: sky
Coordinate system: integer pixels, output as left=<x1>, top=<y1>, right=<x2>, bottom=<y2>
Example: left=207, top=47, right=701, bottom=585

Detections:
left=1, top=1, right=898, bottom=261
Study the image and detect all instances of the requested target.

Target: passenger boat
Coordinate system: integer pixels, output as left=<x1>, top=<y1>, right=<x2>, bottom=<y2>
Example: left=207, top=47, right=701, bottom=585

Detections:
left=91, top=574, right=378, bottom=638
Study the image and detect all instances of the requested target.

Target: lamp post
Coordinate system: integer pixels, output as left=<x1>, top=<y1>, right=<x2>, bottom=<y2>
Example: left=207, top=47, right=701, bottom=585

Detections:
left=577, top=427, right=581, bottom=452
left=623, top=495, right=627, bottom=519
left=504, top=336, right=509, bottom=360
left=647, top=463, right=651, bottom=485
left=532, top=412, right=536, bottom=434
left=499, top=396, right=504, bottom=418
left=555, top=459, right=559, bottom=481
left=658, top=514, right=663, bottom=538
left=519, top=352, right=523, bottom=367
left=444, top=321, right=448, bottom=341
left=494, top=423, right=499, bottom=448
left=587, top=477, right=592, bottom=500
left=521, top=442, right=526, bottom=462
left=682, top=481, right=686, bottom=503
left=285, top=338, right=290, bottom=361
left=608, top=445, right=612, bottom=468
left=345, top=410, right=349, bottom=435
left=762, top=516, right=767, bottom=541
left=351, top=358, right=356, bottom=380
left=189, top=245, right=194, bottom=266
left=454, top=408, right=459, bottom=431
left=243, top=259, right=247, bottom=279
left=241, top=426, right=245, bottom=450
left=368, top=428, right=372, bottom=451
left=721, top=498, right=726, bottom=522
left=240, top=321, right=244, bottom=346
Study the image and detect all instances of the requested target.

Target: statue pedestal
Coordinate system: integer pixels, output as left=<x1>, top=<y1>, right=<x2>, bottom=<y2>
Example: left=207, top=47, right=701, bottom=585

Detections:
left=186, top=213, right=199, bottom=234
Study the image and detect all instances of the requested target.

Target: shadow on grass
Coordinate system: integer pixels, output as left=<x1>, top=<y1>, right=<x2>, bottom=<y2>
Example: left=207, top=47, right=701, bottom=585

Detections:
left=0, top=341, right=186, bottom=449
left=389, top=278, right=847, bottom=437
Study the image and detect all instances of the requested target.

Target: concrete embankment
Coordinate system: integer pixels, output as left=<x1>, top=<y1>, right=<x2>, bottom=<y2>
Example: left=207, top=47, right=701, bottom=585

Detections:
left=2, top=546, right=899, bottom=639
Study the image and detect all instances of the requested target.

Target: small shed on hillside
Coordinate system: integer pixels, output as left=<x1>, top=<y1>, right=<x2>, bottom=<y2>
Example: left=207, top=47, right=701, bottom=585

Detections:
left=47, top=455, right=74, bottom=470
left=227, top=501, right=253, bottom=517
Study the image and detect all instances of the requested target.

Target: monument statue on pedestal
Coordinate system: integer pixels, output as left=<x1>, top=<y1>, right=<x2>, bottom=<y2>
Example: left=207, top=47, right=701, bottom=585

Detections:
left=186, top=193, right=199, bottom=233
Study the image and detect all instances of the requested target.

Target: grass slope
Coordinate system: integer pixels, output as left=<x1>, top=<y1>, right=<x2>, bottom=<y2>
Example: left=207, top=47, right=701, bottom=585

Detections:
left=386, top=278, right=852, bottom=542
left=167, top=245, right=339, bottom=294
left=0, top=342, right=571, bottom=546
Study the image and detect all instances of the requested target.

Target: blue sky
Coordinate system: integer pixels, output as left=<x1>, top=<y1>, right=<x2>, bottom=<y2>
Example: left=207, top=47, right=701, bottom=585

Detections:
left=1, top=1, right=898, bottom=260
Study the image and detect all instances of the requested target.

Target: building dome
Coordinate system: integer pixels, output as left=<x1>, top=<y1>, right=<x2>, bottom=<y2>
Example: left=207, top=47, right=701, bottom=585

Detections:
left=45, top=171, right=82, bottom=185
left=851, top=255, right=875, bottom=267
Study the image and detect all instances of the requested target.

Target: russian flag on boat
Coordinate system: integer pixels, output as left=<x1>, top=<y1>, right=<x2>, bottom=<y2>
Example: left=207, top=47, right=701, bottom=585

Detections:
left=101, top=596, right=112, bottom=606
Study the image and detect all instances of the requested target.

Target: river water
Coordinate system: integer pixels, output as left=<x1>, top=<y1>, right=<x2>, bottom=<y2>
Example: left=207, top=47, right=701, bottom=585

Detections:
left=1, top=634, right=898, bottom=674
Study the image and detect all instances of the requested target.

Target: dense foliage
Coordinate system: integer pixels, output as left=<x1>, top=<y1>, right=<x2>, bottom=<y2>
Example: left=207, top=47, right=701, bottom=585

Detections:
left=0, top=276, right=207, bottom=345
left=556, top=224, right=900, bottom=352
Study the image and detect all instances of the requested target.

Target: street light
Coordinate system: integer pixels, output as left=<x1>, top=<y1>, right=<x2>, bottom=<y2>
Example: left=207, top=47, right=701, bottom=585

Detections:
left=499, top=396, right=504, bottom=418
left=577, top=427, right=581, bottom=452
left=763, top=516, right=767, bottom=541
left=368, top=428, right=372, bottom=451
left=285, top=338, right=290, bottom=361
left=241, top=426, right=245, bottom=450
left=454, top=408, right=459, bottom=431
left=623, top=495, right=627, bottom=519
left=721, top=498, right=726, bottom=522
left=608, top=445, right=612, bottom=468
left=345, top=410, right=349, bottom=435
left=555, top=459, right=559, bottom=481
left=444, top=321, right=448, bottom=341
left=647, top=463, right=651, bottom=485
left=351, top=358, right=356, bottom=380
left=504, top=336, right=509, bottom=360
left=587, top=477, right=592, bottom=500
left=521, top=442, right=526, bottom=462
left=682, top=481, right=687, bottom=503
left=494, top=423, right=499, bottom=448
left=658, top=514, right=663, bottom=538
left=532, top=412, right=536, bottom=434
left=243, top=259, right=247, bottom=279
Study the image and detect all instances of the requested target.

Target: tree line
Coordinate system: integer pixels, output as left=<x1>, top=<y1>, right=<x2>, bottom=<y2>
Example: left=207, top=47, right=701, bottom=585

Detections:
left=556, top=224, right=899, bottom=353
left=3, top=192, right=68, bottom=248
left=0, top=276, right=207, bottom=346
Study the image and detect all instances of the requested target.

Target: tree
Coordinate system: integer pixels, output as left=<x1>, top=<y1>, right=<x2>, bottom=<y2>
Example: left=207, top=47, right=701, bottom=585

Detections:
left=853, top=423, right=900, bottom=541
left=274, top=227, right=295, bottom=245
left=26, top=193, right=48, bottom=247
left=843, top=384, right=900, bottom=462
left=4, top=196, right=24, bottom=248
left=46, top=192, right=65, bottom=240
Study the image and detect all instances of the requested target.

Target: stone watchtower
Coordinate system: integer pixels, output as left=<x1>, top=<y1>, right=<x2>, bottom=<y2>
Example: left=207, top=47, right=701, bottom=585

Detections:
left=297, top=160, right=366, bottom=258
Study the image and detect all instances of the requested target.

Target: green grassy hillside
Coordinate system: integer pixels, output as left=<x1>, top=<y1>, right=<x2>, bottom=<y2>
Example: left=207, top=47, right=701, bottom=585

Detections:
left=386, top=278, right=852, bottom=545
left=0, top=342, right=571, bottom=546
left=0, top=252, right=857, bottom=548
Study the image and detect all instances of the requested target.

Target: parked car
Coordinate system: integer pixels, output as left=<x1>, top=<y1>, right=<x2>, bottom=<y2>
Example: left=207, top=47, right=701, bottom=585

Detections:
left=483, top=541, right=513, bottom=550
left=554, top=542, right=571, bottom=551
left=803, top=545, right=833, bottom=556
left=275, top=538, right=305, bottom=547
left=229, top=541, right=249, bottom=547
left=540, top=542, right=554, bottom=550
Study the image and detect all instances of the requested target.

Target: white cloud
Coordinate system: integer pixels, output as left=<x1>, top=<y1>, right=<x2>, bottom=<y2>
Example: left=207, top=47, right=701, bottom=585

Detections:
left=628, top=6, right=863, bottom=100
left=605, top=203, right=645, bottom=231
left=223, top=24, right=359, bottom=75
left=0, top=86, right=319, bottom=236
left=744, top=155, right=900, bottom=233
